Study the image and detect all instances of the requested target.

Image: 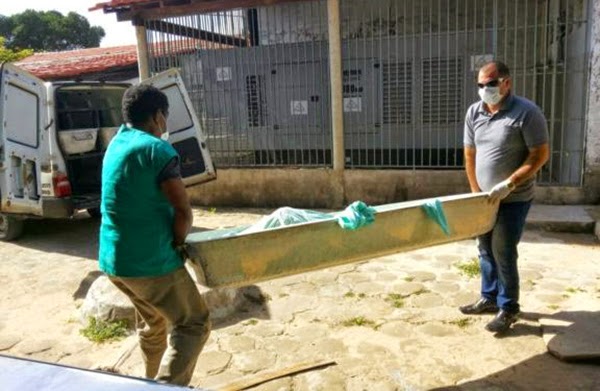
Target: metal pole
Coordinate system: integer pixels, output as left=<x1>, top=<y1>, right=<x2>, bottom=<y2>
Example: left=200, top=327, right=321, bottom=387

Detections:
left=327, top=0, right=345, bottom=171
left=135, top=22, right=151, bottom=80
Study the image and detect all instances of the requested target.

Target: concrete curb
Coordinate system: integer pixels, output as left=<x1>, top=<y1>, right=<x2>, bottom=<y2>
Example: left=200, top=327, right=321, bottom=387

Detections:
left=525, top=205, right=597, bottom=234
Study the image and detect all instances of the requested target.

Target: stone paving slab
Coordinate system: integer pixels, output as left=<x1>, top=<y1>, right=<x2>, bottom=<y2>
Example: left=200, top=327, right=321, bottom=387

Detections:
left=1, top=208, right=599, bottom=391
left=108, top=229, right=599, bottom=390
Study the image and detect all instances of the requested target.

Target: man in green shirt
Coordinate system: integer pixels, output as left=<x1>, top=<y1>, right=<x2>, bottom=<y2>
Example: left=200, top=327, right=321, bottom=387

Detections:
left=99, top=84, right=210, bottom=386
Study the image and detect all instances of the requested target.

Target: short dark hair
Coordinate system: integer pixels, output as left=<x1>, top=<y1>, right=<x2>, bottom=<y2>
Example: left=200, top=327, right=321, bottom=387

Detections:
left=121, top=84, right=169, bottom=126
left=489, top=60, right=511, bottom=78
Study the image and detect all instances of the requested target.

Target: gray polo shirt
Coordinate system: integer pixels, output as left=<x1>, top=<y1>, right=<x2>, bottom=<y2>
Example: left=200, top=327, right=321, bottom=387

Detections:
left=464, top=94, right=549, bottom=203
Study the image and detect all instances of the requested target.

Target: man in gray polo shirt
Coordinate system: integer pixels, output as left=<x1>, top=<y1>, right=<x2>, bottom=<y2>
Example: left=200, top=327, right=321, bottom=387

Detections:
left=460, top=61, right=549, bottom=333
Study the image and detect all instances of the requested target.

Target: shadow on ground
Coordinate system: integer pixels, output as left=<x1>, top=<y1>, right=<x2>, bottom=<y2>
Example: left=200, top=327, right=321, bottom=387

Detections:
left=431, top=310, right=600, bottom=391
left=14, top=214, right=219, bottom=259
left=15, top=215, right=100, bottom=259
left=73, top=271, right=104, bottom=300
left=429, top=353, right=600, bottom=391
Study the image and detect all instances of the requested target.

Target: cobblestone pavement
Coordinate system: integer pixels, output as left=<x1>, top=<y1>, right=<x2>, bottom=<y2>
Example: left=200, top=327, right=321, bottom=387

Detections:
left=0, top=208, right=599, bottom=391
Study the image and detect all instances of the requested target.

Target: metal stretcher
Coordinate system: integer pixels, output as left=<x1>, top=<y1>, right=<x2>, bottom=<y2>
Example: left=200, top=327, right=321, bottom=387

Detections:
left=185, top=193, right=498, bottom=288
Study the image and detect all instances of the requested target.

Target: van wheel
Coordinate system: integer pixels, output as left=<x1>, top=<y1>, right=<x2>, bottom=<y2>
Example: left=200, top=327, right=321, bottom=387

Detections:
left=87, top=207, right=101, bottom=218
left=0, top=214, right=25, bottom=241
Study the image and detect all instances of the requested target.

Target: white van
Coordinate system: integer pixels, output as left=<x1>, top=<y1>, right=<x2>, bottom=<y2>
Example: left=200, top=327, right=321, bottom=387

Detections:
left=0, top=63, right=216, bottom=240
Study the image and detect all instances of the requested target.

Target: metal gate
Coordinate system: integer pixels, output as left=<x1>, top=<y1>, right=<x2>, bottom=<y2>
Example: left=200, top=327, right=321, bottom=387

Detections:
left=145, top=0, right=589, bottom=185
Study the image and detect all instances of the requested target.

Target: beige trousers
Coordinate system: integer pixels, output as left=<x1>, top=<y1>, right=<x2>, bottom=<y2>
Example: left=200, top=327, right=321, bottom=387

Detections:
left=109, top=266, right=211, bottom=386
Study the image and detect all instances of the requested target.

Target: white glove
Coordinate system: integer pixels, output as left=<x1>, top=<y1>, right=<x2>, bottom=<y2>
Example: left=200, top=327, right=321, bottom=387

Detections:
left=488, top=179, right=515, bottom=203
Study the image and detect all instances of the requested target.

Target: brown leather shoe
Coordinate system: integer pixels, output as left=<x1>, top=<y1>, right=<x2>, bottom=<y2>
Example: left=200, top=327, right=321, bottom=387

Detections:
left=459, top=298, right=498, bottom=314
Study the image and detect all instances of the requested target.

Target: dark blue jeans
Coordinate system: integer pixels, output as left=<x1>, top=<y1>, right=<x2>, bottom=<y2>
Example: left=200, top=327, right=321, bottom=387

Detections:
left=478, top=201, right=531, bottom=313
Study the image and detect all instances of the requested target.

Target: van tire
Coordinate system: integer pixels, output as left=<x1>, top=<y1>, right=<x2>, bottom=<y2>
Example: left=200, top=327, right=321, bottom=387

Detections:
left=0, top=214, right=25, bottom=241
left=87, top=207, right=101, bottom=218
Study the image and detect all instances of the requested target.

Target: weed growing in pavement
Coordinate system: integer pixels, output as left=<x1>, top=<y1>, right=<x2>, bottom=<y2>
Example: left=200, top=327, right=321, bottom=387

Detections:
left=547, top=304, right=560, bottom=311
left=565, top=287, right=586, bottom=294
left=80, top=317, right=129, bottom=343
left=344, top=291, right=366, bottom=299
left=455, top=257, right=480, bottom=278
left=245, top=319, right=258, bottom=326
left=385, top=293, right=405, bottom=308
left=341, top=316, right=376, bottom=328
left=404, top=276, right=415, bottom=282
left=447, top=318, right=472, bottom=328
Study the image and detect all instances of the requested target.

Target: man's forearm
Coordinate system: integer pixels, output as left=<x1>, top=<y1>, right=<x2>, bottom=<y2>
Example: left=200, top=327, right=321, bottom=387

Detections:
left=508, top=145, right=550, bottom=186
left=173, top=207, right=193, bottom=246
left=464, top=148, right=481, bottom=192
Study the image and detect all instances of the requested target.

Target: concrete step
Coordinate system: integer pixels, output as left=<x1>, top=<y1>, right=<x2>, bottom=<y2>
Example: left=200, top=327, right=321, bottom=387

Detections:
left=526, top=205, right=598, bottom=235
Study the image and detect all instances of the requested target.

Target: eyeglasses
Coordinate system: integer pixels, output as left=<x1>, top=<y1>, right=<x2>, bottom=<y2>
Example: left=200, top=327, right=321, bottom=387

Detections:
left=477, top=78, right=505, bottom=89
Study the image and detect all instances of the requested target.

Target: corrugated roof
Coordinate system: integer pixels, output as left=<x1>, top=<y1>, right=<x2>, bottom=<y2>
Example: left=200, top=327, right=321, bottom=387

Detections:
left=15, top=40, right=204, bottom=80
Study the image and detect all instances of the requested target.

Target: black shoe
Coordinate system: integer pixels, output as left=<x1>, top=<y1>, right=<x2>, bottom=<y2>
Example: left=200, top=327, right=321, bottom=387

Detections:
left=485, top=309, right=519, bottom=333
left=459, top=298, right=498, bottom=315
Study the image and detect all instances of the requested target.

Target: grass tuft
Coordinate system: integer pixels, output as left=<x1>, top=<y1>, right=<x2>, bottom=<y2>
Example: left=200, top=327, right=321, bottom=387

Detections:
left=341, top=316, right=376, bottom=328
left=455, top=257, right=480, bottom=278
left=447, top=318, right=472, bottom=328
left=385, top=293, right=405, bottom=308
left=80, top=317, right=129, bottom=343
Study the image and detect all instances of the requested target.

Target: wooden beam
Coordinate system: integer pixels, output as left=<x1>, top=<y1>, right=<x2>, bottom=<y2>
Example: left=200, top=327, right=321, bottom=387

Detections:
left=117, top=0, right=312, bottom=21
left=146, top=20, right=247, bottom=46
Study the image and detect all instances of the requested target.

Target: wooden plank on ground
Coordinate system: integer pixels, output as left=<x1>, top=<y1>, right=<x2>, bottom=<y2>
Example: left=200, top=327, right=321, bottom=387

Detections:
left=212, top=359, right=336, bottom=391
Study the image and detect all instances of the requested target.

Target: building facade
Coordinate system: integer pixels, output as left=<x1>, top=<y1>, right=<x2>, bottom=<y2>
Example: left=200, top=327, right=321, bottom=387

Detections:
left=95, top=0, right=600, bottom=207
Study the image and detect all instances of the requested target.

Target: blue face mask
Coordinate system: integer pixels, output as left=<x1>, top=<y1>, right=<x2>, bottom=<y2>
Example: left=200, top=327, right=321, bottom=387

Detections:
left=478, top=86, right=503, bottom=106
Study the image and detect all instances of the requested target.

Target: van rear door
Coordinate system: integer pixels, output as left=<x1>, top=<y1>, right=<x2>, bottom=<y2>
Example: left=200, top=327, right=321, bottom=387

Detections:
left=141, top=69, right=216, bottom=186
left=0, top=63, right=46, bottom=216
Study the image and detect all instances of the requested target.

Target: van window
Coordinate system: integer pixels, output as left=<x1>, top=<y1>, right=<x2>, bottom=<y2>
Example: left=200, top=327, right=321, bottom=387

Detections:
left=56, top=85, right=127, bottom=131
left=5, top=83, right=38, bottom=148
left=162, top=84, right=194, bottom=134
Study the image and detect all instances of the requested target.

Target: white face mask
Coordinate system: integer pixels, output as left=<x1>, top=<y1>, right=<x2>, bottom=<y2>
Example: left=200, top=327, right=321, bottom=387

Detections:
left=158, top=112, right=169, bottom=141
left=478, top=86, right=503, bottom=106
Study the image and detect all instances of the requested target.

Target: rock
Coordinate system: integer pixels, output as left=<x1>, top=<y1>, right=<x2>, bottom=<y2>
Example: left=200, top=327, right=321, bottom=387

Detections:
left=80, top=276, right=262, bottom=326
left=79, top=276, right=136, bottom=326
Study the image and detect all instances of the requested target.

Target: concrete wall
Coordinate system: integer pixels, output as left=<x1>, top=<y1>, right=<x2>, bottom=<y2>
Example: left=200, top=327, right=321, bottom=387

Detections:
left=187, top=168, right=598, bottom=208
left=188, top=168, right=470, bottom=209
left=583, top=0, right=600, bottom=204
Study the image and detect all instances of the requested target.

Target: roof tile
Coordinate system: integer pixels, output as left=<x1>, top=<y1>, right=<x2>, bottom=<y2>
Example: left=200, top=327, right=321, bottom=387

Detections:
left=15, top=40, right=204, bottom=80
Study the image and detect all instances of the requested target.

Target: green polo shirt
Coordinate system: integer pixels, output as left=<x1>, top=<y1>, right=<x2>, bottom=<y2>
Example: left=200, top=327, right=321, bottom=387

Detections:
left=99, top=125, right=183, bottom=277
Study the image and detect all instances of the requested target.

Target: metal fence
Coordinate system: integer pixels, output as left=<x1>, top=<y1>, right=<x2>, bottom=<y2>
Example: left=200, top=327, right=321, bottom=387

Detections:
left=145, top=0, right=589, bottom=185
